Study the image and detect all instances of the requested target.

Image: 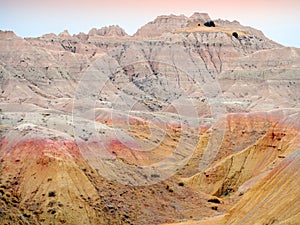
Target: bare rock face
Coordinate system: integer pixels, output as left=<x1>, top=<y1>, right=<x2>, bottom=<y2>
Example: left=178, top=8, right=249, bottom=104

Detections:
left=0, top=12, right=300, bottom=225
left=187, top=12, right=211, bottom=27
left=88, top=25, right=128, bottom=37
left=189, top=12, right=211, bottom=21
left=134, top=14, right=188, bottom=37
left=58, top=30, right=72, bottom=38
left=0, top=30, right=20, bottom=40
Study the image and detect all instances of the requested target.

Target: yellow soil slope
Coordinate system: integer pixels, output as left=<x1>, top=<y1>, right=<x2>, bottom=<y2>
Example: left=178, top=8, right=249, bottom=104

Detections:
left=219, top=148, right=300, bottom=224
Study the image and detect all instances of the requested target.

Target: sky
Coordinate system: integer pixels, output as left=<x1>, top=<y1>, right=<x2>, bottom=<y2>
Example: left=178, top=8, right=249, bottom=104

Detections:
left=1, top=0, right=300, bottom=47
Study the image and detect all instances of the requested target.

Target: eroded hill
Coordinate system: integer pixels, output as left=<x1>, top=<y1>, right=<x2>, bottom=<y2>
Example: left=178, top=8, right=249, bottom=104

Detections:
left=0, top=13, right=300, bottom=225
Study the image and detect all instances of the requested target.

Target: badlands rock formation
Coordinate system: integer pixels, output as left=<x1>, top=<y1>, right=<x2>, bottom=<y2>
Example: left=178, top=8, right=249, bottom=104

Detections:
left=0, top=13, right=300, bottom=224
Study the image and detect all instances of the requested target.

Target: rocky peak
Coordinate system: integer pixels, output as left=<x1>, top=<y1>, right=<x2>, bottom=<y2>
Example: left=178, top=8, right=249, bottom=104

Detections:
left=189, top=12, right=211, bottom=21
left=40, top=33, right=57, bottom=39
left=152, top=14, right=187, bottom=24
left=76, top=32, right=89, bottom=41
left=0, top=30, right=20, bottom=40
left=88, top=25, right=128, bottom=37
left=186, top=12, right=212, bottom=28
left=58, top=30, right=72, bottom=37
left=134, top=14, right=188, bottom=37
left=214, top=19, right=243, bottom=29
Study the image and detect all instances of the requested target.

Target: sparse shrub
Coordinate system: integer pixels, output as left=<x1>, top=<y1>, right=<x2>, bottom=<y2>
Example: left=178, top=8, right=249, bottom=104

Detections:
left=23, top=212, right=31, bottom=218
left=48, top=191, right=56, bottom=197
left=204, top=21, right=215, bottom=27
left=211, top=205, right=218, bottom=210
left=151, top=174, right=160, bottom=178
left=0, top=185, right=7, bottom=189
left=232, top=32, right=239, bottom=39
left=208, top=196, right=221, bottom=204
left=224, top=188, right=233, bottom=196
left=1, top=195, right=7, bottom=203
left=178, top=181, right=184, bottom=187
left=166, top=185, right=174, bottom=193
left=47, top=201, right=56, bottom=207
left=11, top=196, right=19, bottom=204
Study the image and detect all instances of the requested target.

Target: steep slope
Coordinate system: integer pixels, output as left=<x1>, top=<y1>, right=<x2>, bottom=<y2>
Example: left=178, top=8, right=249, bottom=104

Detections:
left=186, top=110, right=300, bottom=197
left=0, top=138, right=106, bottom=225
left=0, top=125, right=226, bottom=225
left=219, top=148, right=300, bottom=225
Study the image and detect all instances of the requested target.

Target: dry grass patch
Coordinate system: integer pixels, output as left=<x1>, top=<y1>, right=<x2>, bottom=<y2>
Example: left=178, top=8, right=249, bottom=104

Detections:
left=175, top=26, right=247, bottom=36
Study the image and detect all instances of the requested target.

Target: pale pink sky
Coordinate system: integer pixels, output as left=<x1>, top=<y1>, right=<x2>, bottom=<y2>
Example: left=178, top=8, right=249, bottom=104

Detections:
left=1, top=0, right=300, bottom=47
